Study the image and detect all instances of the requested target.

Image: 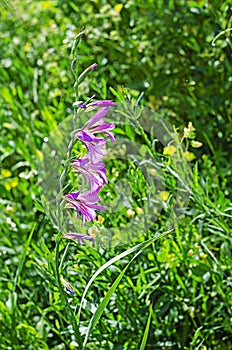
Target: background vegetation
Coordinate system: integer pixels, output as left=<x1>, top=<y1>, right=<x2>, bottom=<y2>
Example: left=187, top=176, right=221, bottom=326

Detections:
left=0, top=0, right=231, bottom=349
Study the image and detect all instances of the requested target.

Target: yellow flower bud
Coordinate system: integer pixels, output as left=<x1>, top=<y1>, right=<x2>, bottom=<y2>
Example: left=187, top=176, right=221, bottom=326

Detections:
left=159, top=191, right=170, bottom=201
left=97, top=215, right=105, bottom=224
left=188, top=249, right=194, bottom=256
left=136, top=207, right=144, bottom=215
left=163, top=145, right=176, bottom=156
left=191, top=140, right=203, bottom=148
left=183, top=151, right=196, bottom=161
left=127, top=208, right=135, bottom=217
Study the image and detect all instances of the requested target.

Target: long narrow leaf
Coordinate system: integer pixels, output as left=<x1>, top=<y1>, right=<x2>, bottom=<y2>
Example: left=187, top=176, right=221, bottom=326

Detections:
left=83, top=246, right=150, bottom=348
left=139, top=303, right=153, bottom=350
left=13, top=223, right=36, bottom=291
left=76, top=229, right=172, bottom=321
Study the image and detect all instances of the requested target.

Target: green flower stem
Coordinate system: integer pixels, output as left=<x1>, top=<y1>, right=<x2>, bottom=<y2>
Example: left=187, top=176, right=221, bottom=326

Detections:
left=54, top=32, right=86, bottom=348
left=54, top=232, right=83, bottom=347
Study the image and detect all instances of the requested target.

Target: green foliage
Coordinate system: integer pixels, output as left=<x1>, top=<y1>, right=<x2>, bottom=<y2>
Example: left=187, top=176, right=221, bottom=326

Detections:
left=0, top=0, right=231, bottom=349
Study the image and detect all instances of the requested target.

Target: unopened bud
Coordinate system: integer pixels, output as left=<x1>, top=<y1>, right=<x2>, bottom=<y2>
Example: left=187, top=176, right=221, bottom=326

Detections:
left=78, top=63, right=98, bottom=83
left=91, top=63, right=98, bottom=71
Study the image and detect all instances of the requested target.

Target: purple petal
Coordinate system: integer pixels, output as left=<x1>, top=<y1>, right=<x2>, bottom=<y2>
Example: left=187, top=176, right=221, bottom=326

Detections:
left=89, top=122, right=115, bottom=133
left=65, top=187, right=106, bottom=226
left=79, top=206, right=97, bottom=224
left=102, top=130, right=115, bottom=142
left=78, top=190, right=100, bottom=203
left=72, top=157, right=89, bottom=167
left=83, top=142, right=107, bottom=161
left=65, top=191, right=80, bottom=200
left=71, top=156, right=107, bottom=190
left=77, top=130, right=106, bottom=144
left=85, top=107, right=110, bottom=129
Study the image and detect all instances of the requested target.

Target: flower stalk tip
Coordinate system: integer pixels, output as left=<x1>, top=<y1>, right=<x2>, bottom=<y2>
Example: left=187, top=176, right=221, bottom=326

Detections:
left=91, top=63, right=98, bottom=71
left=60, top=276, right=75, bottom=295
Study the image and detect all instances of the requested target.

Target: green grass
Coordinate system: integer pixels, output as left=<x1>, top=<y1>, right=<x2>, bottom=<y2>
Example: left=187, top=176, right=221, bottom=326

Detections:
left=0, top=0, right=232, bottom=349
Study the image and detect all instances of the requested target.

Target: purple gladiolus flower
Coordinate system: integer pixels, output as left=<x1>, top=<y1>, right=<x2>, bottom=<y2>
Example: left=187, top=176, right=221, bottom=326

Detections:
left=76, top=105, right=115, bottom=160
left=77, top=102, right=116, bottom=143
left=81, top=138, right=107, bottom=161
left=72, top=154, right=108, bottom=191
left=62, top=232, right=94, bottom=244
left=65, top=189, right=105, bottom=225
left=75, top=100, right=116, bottom=160
left=64, top=99, right=115, bottom=225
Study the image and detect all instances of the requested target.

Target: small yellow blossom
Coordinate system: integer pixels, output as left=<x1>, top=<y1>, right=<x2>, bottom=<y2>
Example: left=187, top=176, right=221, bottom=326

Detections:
left=153, top=208, right=159, bottom=215
left=127, top=208, right=135, bottom=217
left=36, top=149, right=43, bottom=161
left=1, top=169, right=12, bottom=177
left=191, top=140, right=203, bottom=148
left=183, top=151, right=196, bottom=161
left=114, top=4, right=123, bottom=12
left=136, top=207, right=144, bottom=215
left=97, top=215, right=105, bottom=224
left=199, top=252, right=207, bottom=259
left=159, top=191, right=170, bottom=201
left=4, top=177, right=19, bottom=191
left=163, top=145, right=176, bottom=156
left=184, top=122, right=195, bottom=138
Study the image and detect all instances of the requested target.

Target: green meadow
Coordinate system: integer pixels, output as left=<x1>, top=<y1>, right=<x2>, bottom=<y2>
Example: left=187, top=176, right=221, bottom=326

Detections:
left=0, top=1, right=231, bottom=349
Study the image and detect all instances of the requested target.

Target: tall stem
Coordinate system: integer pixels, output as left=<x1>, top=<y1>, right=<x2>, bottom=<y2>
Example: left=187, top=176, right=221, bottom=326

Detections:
left=53, top=30, right=85, bottom=348
left=54, top=232, right=83, bottom=347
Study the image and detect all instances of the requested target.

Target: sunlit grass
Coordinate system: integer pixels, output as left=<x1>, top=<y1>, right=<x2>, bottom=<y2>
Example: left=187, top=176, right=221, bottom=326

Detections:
left=0, top=1, right=231, bottom=349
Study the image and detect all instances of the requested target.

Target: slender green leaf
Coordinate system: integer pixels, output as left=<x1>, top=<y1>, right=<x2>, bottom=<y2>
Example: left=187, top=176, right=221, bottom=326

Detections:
left=83, top=245, right=155, bottom=348
left=139, top=303, right=153, bottom=350
left=77, top=229, right=172, bottom=321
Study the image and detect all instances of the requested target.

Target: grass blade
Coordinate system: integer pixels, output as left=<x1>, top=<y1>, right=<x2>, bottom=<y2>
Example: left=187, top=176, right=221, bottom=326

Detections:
left=76, top=229, right=173, bottom=321
left=83, top=245, right=150, bottom=348
left=139, top=303, right=153, bottom=350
